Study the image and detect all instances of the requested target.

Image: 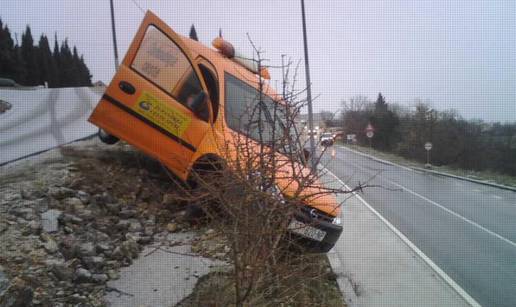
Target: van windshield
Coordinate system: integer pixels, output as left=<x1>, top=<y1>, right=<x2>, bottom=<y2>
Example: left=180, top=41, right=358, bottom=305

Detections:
left=225, top=73, right=299, bottom=154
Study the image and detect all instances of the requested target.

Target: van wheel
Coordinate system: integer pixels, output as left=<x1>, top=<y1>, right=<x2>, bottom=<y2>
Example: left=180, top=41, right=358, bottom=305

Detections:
left=98, top=129, right=119, bottom=145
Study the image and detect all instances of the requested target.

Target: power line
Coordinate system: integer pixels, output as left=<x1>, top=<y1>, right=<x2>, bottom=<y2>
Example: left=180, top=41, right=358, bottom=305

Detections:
left=130, top=0, right=145, bottom=14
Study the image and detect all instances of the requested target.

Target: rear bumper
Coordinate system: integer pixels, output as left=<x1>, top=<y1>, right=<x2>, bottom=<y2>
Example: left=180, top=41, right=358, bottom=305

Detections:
left=288, top=209, right=343, bottom=253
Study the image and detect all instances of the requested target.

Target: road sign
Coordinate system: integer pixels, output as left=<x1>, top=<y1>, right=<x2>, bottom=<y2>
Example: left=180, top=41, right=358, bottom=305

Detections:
left=366, top=130, right=374, bottom=138
left=425, top=142, right=433, bottom=151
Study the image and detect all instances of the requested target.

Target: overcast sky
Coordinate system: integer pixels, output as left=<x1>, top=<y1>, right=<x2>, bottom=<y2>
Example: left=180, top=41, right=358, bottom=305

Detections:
left=2, top=0, right=515, bottom=122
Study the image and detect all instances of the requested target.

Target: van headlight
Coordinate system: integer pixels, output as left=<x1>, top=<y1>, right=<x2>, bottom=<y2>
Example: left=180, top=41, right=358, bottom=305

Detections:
left=332, top=217, right=342, bottom=225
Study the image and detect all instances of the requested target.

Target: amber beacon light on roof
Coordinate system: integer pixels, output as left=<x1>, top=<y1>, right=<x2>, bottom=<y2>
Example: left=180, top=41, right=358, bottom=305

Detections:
left=212, top=37, right=270, bottom=80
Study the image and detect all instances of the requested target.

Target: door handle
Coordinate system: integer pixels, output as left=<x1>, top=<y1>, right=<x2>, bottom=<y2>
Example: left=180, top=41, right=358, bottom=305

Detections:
left=119, top=81, right=136, bottom=95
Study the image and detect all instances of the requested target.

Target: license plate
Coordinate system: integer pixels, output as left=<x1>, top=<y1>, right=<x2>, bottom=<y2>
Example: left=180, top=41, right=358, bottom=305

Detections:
left=288, top=220, right=326, bottom=242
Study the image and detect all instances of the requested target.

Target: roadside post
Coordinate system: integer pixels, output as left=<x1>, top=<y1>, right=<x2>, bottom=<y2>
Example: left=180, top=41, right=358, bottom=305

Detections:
left=109, top=0, right=120, bottom=70
left=300, top=0, right=316, bottom=170
left=365, top=123, right=375, bottom=148
left=425, top=142, right=433, bottom=169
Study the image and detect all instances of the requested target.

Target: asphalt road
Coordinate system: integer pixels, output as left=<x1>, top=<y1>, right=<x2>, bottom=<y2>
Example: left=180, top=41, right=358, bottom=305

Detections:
left=0, top=87, right=101, bottom=165
left=323, top=145, right=516, bottom=307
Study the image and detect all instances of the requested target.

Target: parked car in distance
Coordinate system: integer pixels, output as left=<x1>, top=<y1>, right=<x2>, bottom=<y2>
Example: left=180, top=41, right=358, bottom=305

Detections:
left=320, top=132, right=334, bottom=147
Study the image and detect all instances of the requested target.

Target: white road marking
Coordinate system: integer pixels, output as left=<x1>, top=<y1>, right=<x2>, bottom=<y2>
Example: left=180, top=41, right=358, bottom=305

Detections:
left=337, top=145, right=414, bottom=172
left=386, top=180, right=516, bottom=249
left=472, top=189, right=481, bottom=192
left=323, top=167, right=481, bottom=307
left=492, top=195, right=503, bottom=200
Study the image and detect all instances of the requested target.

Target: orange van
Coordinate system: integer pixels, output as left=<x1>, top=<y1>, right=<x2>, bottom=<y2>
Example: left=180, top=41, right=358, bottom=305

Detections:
left=89, top=11, right=342, bottom=252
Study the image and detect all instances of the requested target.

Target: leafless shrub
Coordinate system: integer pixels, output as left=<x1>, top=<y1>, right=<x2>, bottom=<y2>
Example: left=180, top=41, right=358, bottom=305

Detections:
left=174, top=38, right=369, bottom=306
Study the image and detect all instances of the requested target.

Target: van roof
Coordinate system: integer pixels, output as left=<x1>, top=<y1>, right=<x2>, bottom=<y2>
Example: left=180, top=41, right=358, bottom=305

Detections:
left=181, top=35, right=280, bottom=99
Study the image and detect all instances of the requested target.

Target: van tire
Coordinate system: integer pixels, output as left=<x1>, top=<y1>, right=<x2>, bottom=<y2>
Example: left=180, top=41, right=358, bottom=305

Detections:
left=98, top=129, right=119, bottom=145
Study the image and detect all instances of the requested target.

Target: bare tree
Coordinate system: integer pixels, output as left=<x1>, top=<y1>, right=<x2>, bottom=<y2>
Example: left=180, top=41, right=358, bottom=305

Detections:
left=173, top=38, right=374, bottom=306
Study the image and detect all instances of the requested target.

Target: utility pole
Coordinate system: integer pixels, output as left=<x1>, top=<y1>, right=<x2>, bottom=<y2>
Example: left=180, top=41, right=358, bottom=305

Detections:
left=300, top=0, right=316, bottom=169
left=109, top=0, right=120, bottom=70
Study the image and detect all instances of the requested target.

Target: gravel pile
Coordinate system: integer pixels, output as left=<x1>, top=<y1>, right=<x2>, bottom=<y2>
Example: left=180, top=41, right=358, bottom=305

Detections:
left=0, top=142, right=196, bottom=306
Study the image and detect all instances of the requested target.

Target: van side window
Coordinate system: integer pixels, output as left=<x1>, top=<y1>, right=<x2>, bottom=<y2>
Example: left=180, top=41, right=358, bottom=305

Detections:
left=225, top=73, right=288, bottom=144
left=131, top=25, right=203, bottom=109
left=198, top=64, right=219, bottom=121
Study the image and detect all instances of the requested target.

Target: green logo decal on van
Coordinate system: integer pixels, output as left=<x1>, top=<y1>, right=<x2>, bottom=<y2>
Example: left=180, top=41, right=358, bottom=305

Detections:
left=133, top=91, right=191, bottom=137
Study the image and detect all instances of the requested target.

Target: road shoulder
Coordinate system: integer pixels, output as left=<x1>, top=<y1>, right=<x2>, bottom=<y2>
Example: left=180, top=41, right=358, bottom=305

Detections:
left=322, top=169, right=474, bottom=307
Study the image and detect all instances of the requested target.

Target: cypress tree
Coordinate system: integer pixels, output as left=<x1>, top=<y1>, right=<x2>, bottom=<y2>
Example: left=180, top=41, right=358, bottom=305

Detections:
left=78, top=55, right=92, bottom=86
left=38, top=34, right=58, bottom=87
left=189, top=24, right=199, bottom=41
left=59, top=39, right=73, bottom=87
left=0, top=21, right=93, bottom=88
left=71, top=46, right=81, bottom=85
left=53, top=33, right=60, bottom=86
left=20, top=25, right=40, bottom=85
left=0, top=20, right=17, bottom=80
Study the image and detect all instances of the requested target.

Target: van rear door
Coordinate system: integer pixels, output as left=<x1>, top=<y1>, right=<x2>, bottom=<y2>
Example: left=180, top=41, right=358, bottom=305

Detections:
left=89, top=11, right=210, bottom=178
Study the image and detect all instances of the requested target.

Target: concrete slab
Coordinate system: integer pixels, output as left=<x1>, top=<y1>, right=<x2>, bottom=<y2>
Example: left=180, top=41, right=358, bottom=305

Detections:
left=104, top=232, right=225, bottom=307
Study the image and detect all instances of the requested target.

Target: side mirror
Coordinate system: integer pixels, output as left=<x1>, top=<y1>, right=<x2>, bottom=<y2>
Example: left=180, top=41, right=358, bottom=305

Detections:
left=189, top=91, right=209, bottom=121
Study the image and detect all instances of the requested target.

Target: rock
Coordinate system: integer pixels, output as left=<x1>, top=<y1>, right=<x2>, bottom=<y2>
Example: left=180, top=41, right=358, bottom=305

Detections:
left=119, top=209, right=137, bottom=219
left=74, top=268, right=92, bottom=283
left=128, top=220, right=142, bottom=232
left=76, top=191, right=90, bottom=204
left=162, top=193, right=177, bottom=205
left=41, top=209, right=62, bottom=233
left=91, top=274, right=108, bottom=284
left=205, top=228, right=215, bottom=235
left=48, top=186, right=75, bottom=200
left=61, top=214, right=83, bottom=224
left=106, top=270, right=120, bottom=280
left=28, top=220, right=42, bottom=235
left=77, top=242, right=96, bottom=257
left=144, top=226, right=155, bottom=236
left=111, top=239, right=139, bottom=260
left=105, top=203, right=121, bottom=214
left=111, top=247, right=124, bottom=260
left=125, top=232, right=141, bottom=242
left=116, top=219, right=130, bottom=230
left=0, top=277, right=33, bottom=306
left=214, top=252, right=226, bottom=259
left=64, top=197, right=84, bottom=211
left=3, top=191, right=21, bottom=202
left=21, top=188, right=45, bottom=200
left=0, top=223, right=7, bottom=234
left=95, top=243, right=112, bottom=254
left=77, top=209, right=93, bottom=221
left=64, top=226, right=73, bottom=234
left=166, top=223, right=178, bottom=233
left=144, top=216, right=156, bottom=227
left=43, top=238, right=59, bottom=254
left=48, top=261, right=73, bottom=282
left=0, top=265, right=9, bottom=294
left=138, top=236, right=152, bottom=244
left=10, top=207, right=36, bottom=220
left=83, top=256, right=105, bottom=271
